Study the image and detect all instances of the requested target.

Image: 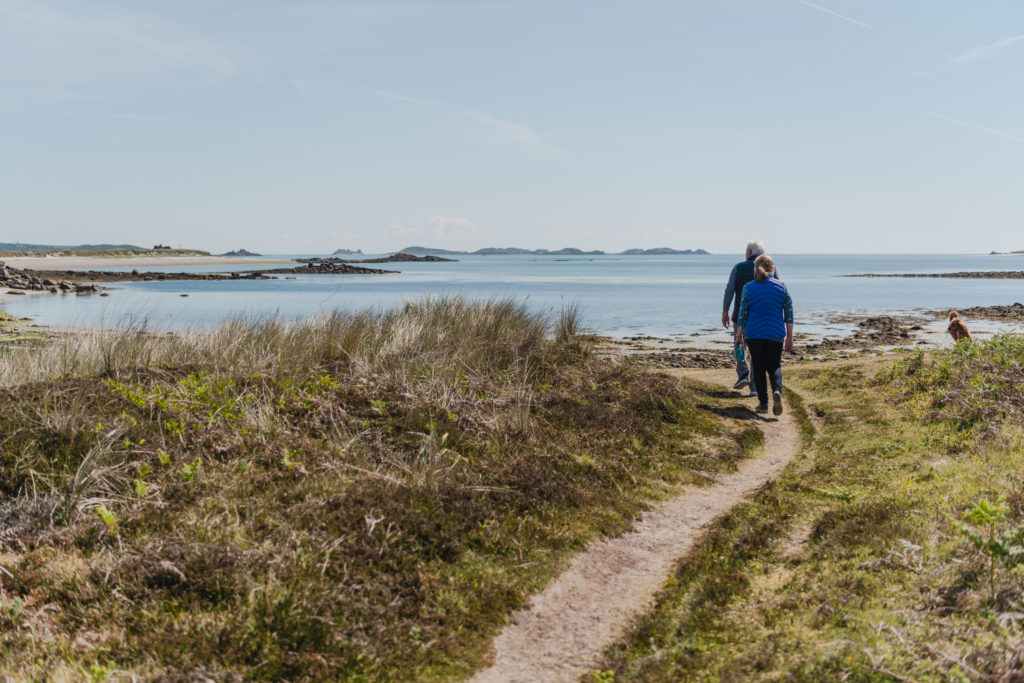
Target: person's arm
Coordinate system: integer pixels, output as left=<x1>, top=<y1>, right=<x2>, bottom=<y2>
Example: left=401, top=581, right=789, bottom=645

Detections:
left=722, top=264, right=739, bottom=328
left=783, top=291, right=794, bottom=352
left=736, top=286, right=749, bottom=344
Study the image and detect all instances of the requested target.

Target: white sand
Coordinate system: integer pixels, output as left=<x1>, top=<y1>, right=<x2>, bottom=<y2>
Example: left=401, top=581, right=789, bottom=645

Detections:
left=2, top=255, right=292, bottom=269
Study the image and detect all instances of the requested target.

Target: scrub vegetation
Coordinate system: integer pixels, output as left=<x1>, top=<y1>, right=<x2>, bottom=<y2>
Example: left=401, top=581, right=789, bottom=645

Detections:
left=595, top=334, right=1024, bottom=681
left=0, top=298, right=754, bottom=680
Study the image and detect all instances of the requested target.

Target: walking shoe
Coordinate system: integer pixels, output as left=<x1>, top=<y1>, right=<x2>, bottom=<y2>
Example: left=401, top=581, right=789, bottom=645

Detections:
left=748, top=388, right=758, bottom=397
left=755, top=403, right=769, bottom=414
left=733, top=377, right=750, bottom=390
left=772, top=390, right=783, bottom=416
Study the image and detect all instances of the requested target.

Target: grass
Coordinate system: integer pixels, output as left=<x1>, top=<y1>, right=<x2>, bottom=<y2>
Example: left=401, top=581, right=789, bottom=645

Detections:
left=596, top=336, right=1024, bottom=681
left=880, top=334, right=1024, bottom=429
left=0, top=298, right=756, bottom=680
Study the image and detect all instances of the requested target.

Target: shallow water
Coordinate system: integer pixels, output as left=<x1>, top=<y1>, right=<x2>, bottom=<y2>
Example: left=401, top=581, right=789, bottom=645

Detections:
left=3, top=253, right=1023, bottom=338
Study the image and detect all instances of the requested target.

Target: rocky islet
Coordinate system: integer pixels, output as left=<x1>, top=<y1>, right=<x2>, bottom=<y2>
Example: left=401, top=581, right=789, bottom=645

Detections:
left=0, top=262, right=101, bottom=295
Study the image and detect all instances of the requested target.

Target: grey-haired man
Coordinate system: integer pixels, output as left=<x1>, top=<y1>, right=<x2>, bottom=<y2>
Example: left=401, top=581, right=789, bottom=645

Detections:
left=722, top=240, right=766, bottom=392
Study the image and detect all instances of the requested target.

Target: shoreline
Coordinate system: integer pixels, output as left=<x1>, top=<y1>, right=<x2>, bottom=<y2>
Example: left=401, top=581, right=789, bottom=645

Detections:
left=4, top=301, right=1021, bottom=371
left=3, top=255, right=293, bottom=270
left=602, top=305, right=1024, bottom=369
left=847, top=270, right=1024, bottom=279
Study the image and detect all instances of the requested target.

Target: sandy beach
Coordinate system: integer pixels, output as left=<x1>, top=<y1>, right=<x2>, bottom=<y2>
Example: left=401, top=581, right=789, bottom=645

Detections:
left=2, top=255, right=292, bottom=269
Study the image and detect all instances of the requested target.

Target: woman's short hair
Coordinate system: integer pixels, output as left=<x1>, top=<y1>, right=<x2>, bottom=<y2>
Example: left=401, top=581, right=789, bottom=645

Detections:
left=747, top=240, right=766, bottom=257
left=754, top=254, right=775, bottom=283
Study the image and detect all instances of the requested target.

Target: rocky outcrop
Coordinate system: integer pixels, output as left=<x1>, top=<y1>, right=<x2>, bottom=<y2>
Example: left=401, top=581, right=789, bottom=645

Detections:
left=0, top=261, right=100, bottom=295
left=934, top=302, right=1024, bottom=321
left=22, top=269, right=273, bottom=283
left=4, top=260, right=394, bottom=290
left=220, top=249, right=262, bottom=257
left=299, top=253, right=454, bottom=264
left=259, top=261, right=393, bottom=275
left=849, top=271, right=1024, bottom=279
left=379, top=252, right=453, bottom=263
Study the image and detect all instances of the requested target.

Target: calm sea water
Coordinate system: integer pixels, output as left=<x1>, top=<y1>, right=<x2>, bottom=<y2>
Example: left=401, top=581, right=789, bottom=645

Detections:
left=3, top=254, right=1023, bottom=338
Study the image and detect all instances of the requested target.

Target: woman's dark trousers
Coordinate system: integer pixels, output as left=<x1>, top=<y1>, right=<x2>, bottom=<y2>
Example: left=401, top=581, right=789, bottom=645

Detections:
left=746, top=338, right=783, bottom=405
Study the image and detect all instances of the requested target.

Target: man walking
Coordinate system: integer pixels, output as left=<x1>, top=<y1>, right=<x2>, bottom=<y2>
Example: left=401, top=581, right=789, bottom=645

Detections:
left=722, top=240, right=766, bottom=392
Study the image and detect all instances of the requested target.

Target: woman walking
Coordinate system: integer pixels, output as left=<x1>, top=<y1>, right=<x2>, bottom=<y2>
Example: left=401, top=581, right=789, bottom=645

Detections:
left=735, top=254, right=794, bottom=415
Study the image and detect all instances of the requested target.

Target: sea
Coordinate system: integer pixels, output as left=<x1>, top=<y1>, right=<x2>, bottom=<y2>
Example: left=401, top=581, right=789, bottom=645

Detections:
left=3, top=253, right=1023, bottom=339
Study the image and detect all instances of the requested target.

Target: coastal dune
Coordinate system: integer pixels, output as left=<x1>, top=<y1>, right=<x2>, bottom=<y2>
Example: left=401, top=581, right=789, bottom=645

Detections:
left=3, top=255, right=291, bottom=270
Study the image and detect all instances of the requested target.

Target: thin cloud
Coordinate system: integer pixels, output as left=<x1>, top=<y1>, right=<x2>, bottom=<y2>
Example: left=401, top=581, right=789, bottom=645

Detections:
left=951, top=34, right=1024, bottom=63
left=379, top=221, right=420, bottom=237
left=930, top=112, right=1024, bottom=144
left=376, top=91, right=437, bottom=107
left=795, top=0, right=876, bottom=31
left=104, top=112, right=202, bottom=126
left=376, top=90, right=567, bottom=159
left=0, top=0, right=234, bottom=76
left=429, top=216, right=480, bottom=239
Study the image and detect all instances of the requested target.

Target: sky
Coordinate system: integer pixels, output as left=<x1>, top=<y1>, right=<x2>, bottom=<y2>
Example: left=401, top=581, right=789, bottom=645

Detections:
left=2, top=0, right=1023, bottom=255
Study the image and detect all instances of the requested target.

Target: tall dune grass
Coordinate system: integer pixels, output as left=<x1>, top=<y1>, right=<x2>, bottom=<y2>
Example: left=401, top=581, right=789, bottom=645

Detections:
left=0, top=298, right=741, bottom=681
left=1, top=297, right=565, bottom=384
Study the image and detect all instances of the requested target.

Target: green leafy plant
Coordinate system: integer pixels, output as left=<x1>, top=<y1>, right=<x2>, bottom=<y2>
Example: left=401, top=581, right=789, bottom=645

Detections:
left=0, top=596, right=23, bottom=627
left=95, top=504, right=118, bottom=534
left=952, top=497, right=1024, bottom=603
left=180, top=458, right=201, bottom=481
left=133, top=463, right=151, bottom=497
left=282, top=449, right=303, bottom=470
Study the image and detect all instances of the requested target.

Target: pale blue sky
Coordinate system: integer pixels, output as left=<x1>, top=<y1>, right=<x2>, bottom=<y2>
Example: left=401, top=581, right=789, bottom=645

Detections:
left=3, top=1, right=1023, bottom=254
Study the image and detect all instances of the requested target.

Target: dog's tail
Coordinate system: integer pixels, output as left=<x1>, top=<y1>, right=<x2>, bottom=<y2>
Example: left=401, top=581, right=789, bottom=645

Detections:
left=949, top=310, right=960, bottom=322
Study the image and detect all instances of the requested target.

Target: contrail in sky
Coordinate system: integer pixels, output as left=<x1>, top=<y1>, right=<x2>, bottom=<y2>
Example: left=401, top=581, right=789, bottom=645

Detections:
left=930, top=112, right=1024, bottom=144
left=952, top=33, right=1024, bottom=63
left=374, top=89, right=567, bottom=159
left=796, top=0, right=876, bottom=30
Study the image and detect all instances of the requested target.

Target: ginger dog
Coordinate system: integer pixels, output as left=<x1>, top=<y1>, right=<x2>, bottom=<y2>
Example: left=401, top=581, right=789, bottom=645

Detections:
left=948, top=311, right=972, bottom=342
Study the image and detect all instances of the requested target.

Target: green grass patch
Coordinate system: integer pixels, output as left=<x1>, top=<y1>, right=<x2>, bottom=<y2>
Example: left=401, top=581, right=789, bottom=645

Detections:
left=597, top=345, right=1024, bottom=681
left=880, top=334, right=1024, bottom=431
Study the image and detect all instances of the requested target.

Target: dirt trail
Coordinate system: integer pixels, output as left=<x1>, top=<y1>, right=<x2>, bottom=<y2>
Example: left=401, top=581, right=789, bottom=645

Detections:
left=470, top=368, right=801, bottom=683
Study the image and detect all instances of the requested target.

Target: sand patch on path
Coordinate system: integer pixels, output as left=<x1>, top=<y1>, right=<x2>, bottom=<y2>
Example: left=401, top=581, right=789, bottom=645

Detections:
left=471, top=367, right=801, bottom=683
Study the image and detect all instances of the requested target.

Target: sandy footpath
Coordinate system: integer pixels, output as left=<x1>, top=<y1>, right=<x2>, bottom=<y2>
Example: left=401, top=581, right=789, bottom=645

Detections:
left=472, top=368, right=800, bottom=682
left=2, top=255, right=292, bottom=269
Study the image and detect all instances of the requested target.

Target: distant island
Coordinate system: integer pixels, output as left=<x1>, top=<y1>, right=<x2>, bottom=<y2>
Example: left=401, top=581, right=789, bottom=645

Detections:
left=220, top=249, right=262, bottom=257
left=0, top=243, right=209, bottom=258
left=476, top=247, right=606, bottom=256
left=0, top=242, right=145, bottom=251
left=332, top=248, right=364, bottom=255
left=620, top=248, right=710, bottom=255
left=399, top=246, right=710, bottom=256
left=302, top=253, right=455, bottom=264
left=991, top=250, right=1024, bottom=255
